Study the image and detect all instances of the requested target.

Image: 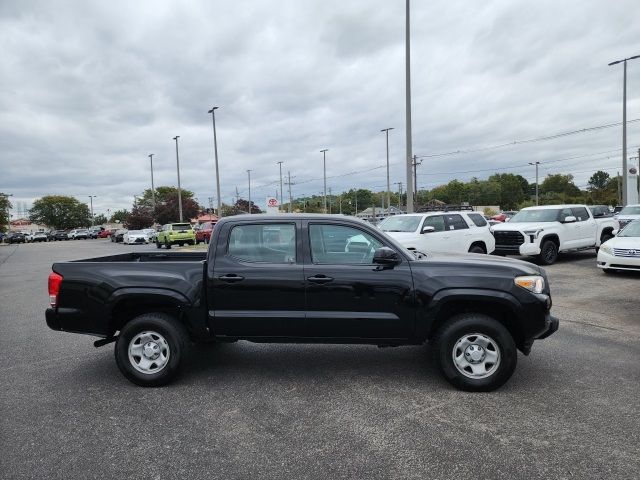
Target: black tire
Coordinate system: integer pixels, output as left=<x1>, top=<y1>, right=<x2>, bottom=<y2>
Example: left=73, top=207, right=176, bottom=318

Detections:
left=538, top=240, right=558, bottom=265
left=432, top=313, right=517, bottom=392
left=468, top=244, right=485, bottom=254
left=165, top=239, right=171, bottom=249
left=189, top=240, right=195, bottom=246
left=114, top=313, right=190, bottom=387
left=156, top=240, right=162, bottom=249
left=179, top=242, right=184, bottom=247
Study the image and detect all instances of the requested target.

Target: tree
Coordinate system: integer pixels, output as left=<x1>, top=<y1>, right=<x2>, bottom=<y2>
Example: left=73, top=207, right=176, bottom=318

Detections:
left=489, top=173, right=528, bottom=210
left=126, top=205, right=154, bottom=229
left=136, top=186, right=199, bottom=224
left=587, top=171, right=610, bottom=191
left=110, top=209, right=129, bottom=224
left=540, top=174, right=582, bottom=203
left=29, top=195, right=91, bottom=229
left=0, top=193, right=12, bottom=231
left=93, top=214, right=108, bottom=225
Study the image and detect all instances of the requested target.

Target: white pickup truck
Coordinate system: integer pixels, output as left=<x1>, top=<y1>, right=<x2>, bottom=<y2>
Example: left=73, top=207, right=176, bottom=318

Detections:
left=491, top=205, right=617, bottom=265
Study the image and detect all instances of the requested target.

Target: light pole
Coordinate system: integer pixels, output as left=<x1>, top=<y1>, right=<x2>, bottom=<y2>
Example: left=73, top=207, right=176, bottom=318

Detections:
left=87, top=195, right=96, bottom=225
left=381, top=127, right=394, bottom=214
left=208, top=107, right=222, bottom=217
left=320, top=149, right=328, bottom=213
left=148, top=154, right=156, bottom=215
left=247, top=169, right=252, bottom=214
left=405, top=0, right=414, bottom=213
left=277, top=161, right=284, bottom=210
left=609, top=54, right=640, bottom=205
left=529, top=161, right=540, bottom=205
left=173, top=136, right=183, bottom=222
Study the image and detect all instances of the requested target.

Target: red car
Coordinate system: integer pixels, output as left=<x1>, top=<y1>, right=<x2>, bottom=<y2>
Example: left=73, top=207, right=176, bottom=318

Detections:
left=195, top=222, right=215, bottom=244
left=490, top=211, right=517, bottom=223
left=97, top=229, right=112, bottom=238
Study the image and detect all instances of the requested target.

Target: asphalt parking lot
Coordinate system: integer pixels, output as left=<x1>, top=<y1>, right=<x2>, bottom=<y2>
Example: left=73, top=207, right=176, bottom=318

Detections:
left=0, top=240, right=638, bottom=480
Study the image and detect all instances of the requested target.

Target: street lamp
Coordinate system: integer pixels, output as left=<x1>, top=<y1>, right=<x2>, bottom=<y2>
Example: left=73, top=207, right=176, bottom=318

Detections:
left=320, top=149, right=328, bottom=213
left=405, top=0, right=414, bottom=213
left=381, top=127, right=394, bottom=213
left=173, top=136, right=183, bottom=222
left=277, top=161, right=284, bottom=211
left=609, top=54, right=640, bottom=205
left=247, top=169, right=252, bottom=214
left=148, top=154, right=156, bottom=215
left=529, top=162, right=540, bottom=205
left=87, top=195, right=96, bottom=225
left=208, top=107, right=222, bottom=217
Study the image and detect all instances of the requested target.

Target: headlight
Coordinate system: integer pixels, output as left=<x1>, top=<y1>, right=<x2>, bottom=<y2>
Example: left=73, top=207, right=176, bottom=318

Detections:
left=514, top=275, right=545, bottom=294
left=523, top=228, right=544, bottom=239
left=600, top=244, right=613, bottom=255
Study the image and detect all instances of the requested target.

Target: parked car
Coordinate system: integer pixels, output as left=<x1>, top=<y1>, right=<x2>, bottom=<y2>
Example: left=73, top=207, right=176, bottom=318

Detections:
left=68, top=229, right=89, bottom=240
left=156, top=223, right=196, bottom=248
left=490, top=211, right=518, bottom=223
left=111, top=229, right=127, bottom=243
left=597, top=219, right=640, bottom=273
left=0, top=232, right=6, bottom=243
left=123, top=230, right=150, bottom=245
left=88, top=226, right=104, bottom=239
left=32, top=231, right=48, bottom=242
left=98, top=229, right=112, bottom=238
left=7, top=232, right=26, bottom=244
left=195, top=222, right=215, bottom=244
left=614, top=204, right=640, bottom=231
left=588, top=205, right=614, bottom=218
left=45, top=214, right=558, bottom=391
left=492, top=204, right=617, bottom=265
left=20, top=231, right=34, bottom=242
left=53, top=230, right=69, bottom=241
left=142, top=228, right=158, bottom=242
left=378, top=212, right=495, bottom=254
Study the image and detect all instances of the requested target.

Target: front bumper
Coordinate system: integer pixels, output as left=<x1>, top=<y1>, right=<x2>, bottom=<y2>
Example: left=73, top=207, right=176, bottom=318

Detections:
left=536, top=313, right=559, bottom=339
left=597, top=250, right=640, bottom=271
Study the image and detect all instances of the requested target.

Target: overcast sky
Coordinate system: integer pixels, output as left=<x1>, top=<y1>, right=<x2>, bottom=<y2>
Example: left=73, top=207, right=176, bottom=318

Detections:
left=1, top=0, right=639, bottom=217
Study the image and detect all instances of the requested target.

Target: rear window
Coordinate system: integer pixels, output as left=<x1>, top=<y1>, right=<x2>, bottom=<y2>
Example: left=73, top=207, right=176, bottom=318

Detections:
left=467, top=213, right=488, bottom=227
left=172, top=224, right=192, bottom=230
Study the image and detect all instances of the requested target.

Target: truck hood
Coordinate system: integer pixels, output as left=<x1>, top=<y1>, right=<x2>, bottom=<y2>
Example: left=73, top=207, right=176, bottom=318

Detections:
left=412, top=251, right=542, bottom=276
left=491, top=221, right=557, bottom=232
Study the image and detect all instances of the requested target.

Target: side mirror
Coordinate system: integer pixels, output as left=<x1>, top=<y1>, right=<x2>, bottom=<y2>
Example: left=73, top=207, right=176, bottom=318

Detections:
left=373, top=247, right=401, bottom=267
left=420, top=226, right=435, bottom=234
left=563, top=216, right=577, bottom=223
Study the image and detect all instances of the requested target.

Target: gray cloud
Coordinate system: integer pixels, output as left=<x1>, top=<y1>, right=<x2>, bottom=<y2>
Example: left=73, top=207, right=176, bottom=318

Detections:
left=1, top=0, right=639, bottom=218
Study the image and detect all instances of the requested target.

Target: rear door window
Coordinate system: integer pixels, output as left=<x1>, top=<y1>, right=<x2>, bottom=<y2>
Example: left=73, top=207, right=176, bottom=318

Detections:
left=444, top=214, right=469, bottom=230
left=228, top=223, right=296, bottom=263
left=467, top=213, right=488, bottom=227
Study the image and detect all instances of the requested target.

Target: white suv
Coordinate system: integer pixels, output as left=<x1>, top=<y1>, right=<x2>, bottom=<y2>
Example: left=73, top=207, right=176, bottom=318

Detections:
left=614, top=204, right=640, bottom=231
left=378, top=212, right=496, bottom=254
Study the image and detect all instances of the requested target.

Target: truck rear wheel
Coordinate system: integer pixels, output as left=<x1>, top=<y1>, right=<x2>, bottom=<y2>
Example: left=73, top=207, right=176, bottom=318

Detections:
left=433, top=313, right=517, bottom=392
left=114, top=313, right=190, bottom=387
left=538, top=240, right=558, bottom=265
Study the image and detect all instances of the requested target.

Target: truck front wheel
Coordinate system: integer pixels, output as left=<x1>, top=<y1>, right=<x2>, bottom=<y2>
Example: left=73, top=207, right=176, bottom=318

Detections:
left=433, top=313, right=517, bottom=392
left=538, top=240, right=558, bottom=265
left=114, top=313, right=190, bottom=387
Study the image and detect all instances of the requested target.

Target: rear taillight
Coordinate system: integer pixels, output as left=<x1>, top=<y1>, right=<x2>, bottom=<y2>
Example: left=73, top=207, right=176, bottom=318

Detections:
left=48, top=272, right=63, bottom=308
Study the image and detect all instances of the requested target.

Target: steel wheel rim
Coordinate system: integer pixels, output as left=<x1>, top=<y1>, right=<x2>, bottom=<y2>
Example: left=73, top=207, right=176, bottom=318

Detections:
left=452, top=333, right=501, bottom=379
left=128, top=331, right=170, bottom=374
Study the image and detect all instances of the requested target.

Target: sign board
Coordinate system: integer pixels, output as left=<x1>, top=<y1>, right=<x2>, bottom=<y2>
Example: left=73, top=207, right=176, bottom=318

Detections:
left=628, top=165, right=639, bottom=205
left=266, top=197, right=280, bottom=214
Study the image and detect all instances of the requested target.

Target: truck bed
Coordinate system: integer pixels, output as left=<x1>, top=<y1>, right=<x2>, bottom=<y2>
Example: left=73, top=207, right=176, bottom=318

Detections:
left=70, top=252, right=207, bottom=263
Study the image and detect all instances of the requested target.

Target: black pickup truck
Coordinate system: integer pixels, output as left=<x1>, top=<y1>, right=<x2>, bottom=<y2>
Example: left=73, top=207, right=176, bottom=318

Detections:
left=46, top=214, right=558, bottom=391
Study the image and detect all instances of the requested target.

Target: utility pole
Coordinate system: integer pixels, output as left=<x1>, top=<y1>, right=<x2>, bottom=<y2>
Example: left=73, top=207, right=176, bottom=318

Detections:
left=609, top=54, right=640, bottom=205
left=235, top=186, right=240, bottom=206
left=173, top=136, right=183, bottom=222
left=88, top=196, right=96, bottom=225
left=247, top=170, right=252, bottom=214
left=208, top=107, right=222, bottom=217
left=381, top=127, right=394, bottom=213
left=412, top=155, right=421, bottom=205
left=395, top=182, right=403, bottom=209
left=405, top=0, right=414, bottom=213
left=277, top=161, right=284, bottom=211
left=617, top=172, right=622, bottom=205
left=148, top=154, right=156, bottom=216
left=320, top=149, right=328, bottom=213
left=529, top=161, right=540, bottom=205
left=328, top=187, right=332, bottom=214
left=287, top=171, right=293, bottom=213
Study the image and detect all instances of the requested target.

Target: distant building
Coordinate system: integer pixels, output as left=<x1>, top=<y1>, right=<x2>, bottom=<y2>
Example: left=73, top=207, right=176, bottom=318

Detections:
left=355, top=206, right=405, bottom=223
left=10, top=218, right=47, bottom=232
left=191, top=213, right=220, bottom=225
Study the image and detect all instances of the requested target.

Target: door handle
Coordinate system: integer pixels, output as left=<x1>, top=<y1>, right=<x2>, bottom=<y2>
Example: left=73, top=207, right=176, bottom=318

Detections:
left=307, top=275, right=334, bottom=283
left=219, top=274, right=245, bottom=283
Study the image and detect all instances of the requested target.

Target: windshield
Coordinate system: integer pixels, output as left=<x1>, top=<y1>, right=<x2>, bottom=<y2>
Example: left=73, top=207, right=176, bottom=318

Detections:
left=510, top=209, right=560, bottom=223
left=619, top=221, right=640, bottom=237
left=378, top=216, right=422, bottom=232
left=619, top=206, right=640, bottom=215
